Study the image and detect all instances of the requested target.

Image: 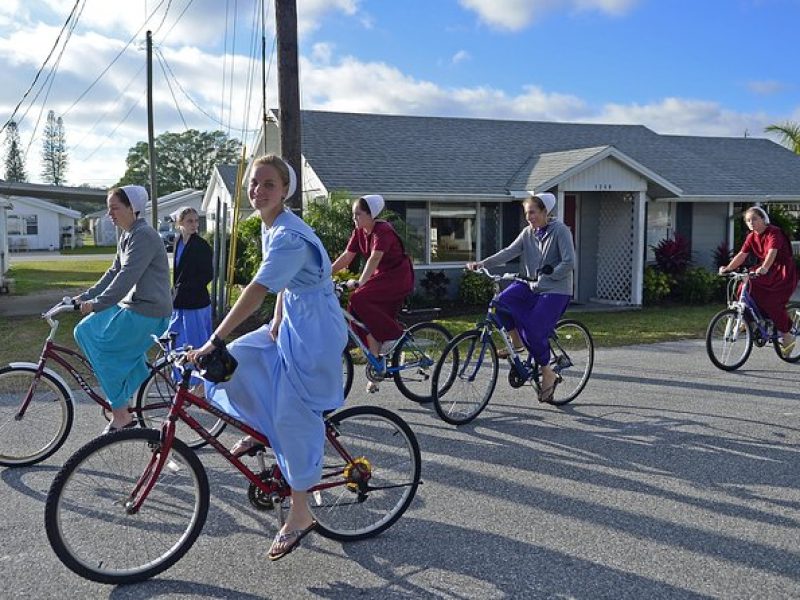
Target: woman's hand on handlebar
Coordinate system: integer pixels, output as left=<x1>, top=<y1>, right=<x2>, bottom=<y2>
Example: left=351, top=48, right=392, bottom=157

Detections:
left=187, top=341, right=214, bottom=363
left=345, top=278, right=360, bottom=289
left=465, top=261, right=482, bottom=271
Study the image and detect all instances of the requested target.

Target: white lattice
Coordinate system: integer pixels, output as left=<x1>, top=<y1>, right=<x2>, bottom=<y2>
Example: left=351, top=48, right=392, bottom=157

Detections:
left=595, top=193, right=634, bottom=303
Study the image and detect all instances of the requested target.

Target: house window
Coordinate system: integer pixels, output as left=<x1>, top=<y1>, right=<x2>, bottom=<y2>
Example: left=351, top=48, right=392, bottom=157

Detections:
left=480, top=203, right=501, bottom=258
left=7, top=214, right=22, bottom=236
left=23, top=215, right=38, bottom=235
left=646, top=202, right=672, bottom=262
left=8, top=213, right=37, bottom=235
left=430, top=203, right=476, bottom=263
left=402, top=204, right=427, bottom=264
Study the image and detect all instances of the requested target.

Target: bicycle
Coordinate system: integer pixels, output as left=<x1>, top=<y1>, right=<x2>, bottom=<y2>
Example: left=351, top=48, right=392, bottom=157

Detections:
left=44, top=348, right=421, bottom=585
left=705, top=271, right=800, bottom=370
left=336, top=282, right=452, bottom=403
left=431, top=268, right=594, bottom=425
left=0, top=298, right=224, bottom=467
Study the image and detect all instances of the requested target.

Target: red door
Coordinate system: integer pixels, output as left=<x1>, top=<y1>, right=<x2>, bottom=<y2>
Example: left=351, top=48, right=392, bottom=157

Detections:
left=563, top=194, right=577, bottom=243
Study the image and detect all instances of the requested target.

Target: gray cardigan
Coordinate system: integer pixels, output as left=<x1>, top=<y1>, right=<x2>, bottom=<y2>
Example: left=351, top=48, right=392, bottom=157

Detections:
left=481, top=220, right=575, bottom=296
left=78, top=218, right=172, bottom=318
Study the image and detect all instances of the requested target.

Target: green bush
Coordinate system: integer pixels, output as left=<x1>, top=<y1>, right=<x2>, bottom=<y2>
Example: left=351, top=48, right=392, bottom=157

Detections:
left=419, top=270, right=450, bottom=304
left=643, top=266, right=671, bottom=305
left=458, top=269, right=495, bottom=306
left=674, top=267, right=721, bottom=304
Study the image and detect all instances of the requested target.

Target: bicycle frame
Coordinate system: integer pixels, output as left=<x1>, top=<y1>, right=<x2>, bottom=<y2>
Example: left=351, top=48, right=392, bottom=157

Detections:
left=127, top=362, right=361, bottom=513
left=728, top=275, right=775, bottom=343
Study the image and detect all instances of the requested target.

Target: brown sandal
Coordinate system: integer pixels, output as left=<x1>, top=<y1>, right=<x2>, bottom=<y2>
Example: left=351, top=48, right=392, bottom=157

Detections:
left=268, top=521, right=317, bottom=561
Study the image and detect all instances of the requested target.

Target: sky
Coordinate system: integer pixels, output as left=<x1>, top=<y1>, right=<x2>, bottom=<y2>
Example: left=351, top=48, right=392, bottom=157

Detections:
left=0, top=0, right=798, bottom=189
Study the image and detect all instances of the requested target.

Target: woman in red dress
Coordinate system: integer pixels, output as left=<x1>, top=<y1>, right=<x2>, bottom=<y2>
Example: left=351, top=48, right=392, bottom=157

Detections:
left=720, top=206, right=799, bottom=351
left=332, top=195, right=414, bottom=391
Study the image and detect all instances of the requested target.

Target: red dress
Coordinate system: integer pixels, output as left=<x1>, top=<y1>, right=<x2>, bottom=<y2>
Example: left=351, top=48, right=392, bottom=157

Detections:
left=741, top=225, right=799, bottom=332
left=346, top=221, right=414, bottom=344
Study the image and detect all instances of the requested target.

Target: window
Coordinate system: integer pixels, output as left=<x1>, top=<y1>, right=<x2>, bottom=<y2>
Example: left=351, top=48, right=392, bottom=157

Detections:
left=430, top=203, right=476, bottom=263
left=8, top=213, right=37, bottom=235
left=402, top=204, right=427, bottom=264
left=7, top=214, right=22, bottom=236
left=646, top=202, right=672, bottom=262
left=480, top=203, right=501, bottom=258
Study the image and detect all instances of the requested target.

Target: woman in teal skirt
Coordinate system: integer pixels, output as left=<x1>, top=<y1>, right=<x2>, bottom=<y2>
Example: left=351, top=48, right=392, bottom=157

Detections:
left=73, top=185, right=172, bottom=432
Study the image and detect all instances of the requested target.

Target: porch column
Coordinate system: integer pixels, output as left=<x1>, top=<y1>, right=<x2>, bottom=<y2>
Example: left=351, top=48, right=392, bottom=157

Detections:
left=631, top=191, right=646, bottom=305
left=726, top=202, right=734, bottom=249
left=556, top=189, right=565, bottom=221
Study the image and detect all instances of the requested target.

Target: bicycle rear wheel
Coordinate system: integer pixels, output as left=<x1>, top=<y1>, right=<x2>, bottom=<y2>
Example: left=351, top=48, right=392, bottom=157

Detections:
left=431, top=330, right=498, bottom=425
left=342, top=349, right=354, bottom=398
left=0, top=366, right=73, bottom=467
left=134, top=359, right=225, bottom=449
left=311, top=405, right=420, bottom=541
left=391, top=322, right=452, bottom=403
left=706, top=308, right=753, bottom=371
left=548, top=319, right=594, bottom=406
left=45, top=428, right=209, bottom=585
left=773, top=303, right=800, bottom=363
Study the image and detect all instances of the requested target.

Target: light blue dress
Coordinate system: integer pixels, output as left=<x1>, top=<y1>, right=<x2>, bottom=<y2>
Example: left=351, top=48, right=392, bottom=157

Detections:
left=207, top=210, right=347, bottom=491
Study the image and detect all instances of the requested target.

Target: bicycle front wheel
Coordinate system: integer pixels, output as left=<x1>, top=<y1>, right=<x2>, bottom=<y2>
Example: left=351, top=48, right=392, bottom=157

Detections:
left=342, top=349, right=354, bottom=398
left=45, top=428, right=209, bottom=585
left=706, top=309, right=753, bottom=371
left=134, top=359, right=225, bottom=449
left=548, top=319, right=594, bottom=406
left=311, top=405, right=421, bottom=542
left=391, top=322, right=452, bottom=403
left=0, top=366, right=73, bottom=467
left=431, top=330, right=498, bottom=425
left=774, top=303, right=800, bottom=363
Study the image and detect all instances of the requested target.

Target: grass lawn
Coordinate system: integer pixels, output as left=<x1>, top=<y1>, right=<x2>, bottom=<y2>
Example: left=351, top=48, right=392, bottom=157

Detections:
left=6, top=260, right=110, bottom=295
left=60, top=245, right=116, bottom=255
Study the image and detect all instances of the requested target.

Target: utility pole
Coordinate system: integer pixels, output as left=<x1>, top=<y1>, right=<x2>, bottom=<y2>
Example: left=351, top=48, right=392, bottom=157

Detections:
left=275, top=0, right=301, bottom=214
left=146, top=30, right=158, bottom=227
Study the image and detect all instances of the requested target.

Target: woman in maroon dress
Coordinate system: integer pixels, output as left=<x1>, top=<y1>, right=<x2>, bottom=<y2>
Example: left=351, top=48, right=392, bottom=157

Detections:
left=332, top=195, right=414, bottom=391
left=720, top=206, right=799, bottom=351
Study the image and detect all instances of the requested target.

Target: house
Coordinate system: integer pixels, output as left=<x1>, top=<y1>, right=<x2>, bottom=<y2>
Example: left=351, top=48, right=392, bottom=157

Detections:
left=200, top=164, right=243, bottom=234
left=0, top=197, right=10, bottom=291
left=249, top=109, right=800, bottom=306
left=4, top=195, right=81, bottom=251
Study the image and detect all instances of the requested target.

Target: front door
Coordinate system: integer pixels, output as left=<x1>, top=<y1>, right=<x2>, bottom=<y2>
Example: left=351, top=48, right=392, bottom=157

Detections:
left=563, top=194, right=578, bottom=297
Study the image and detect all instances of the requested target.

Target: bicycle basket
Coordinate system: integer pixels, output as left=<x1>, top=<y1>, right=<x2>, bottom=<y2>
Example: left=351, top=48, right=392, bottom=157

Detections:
left=197, top=347, right=238, bottom=383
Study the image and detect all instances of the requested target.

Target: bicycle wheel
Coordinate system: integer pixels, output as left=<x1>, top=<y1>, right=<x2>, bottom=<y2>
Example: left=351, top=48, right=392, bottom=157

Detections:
left=774, top=303, right=800, bottom=363
left=311, top=405, right=420, bottom=541
left=706, top=308, right=753, bottom=371
left=45, top=428, right=209, bottom=585
left=134, top=359, right=225, bottom=449
left=391, top=322, right=452, bottom=403
left=431, top=330, right=498, bottom=425
left=548, top=319, right=594, bottom=406
left=0, top=366, right=74, bottom=467
left=342, top=349, right=354, bottom=398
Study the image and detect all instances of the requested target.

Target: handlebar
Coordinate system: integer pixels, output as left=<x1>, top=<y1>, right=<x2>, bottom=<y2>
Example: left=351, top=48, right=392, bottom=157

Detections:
left=720, top=270, right=760, bottom=280
left=472, top=266, right=537, bottom=284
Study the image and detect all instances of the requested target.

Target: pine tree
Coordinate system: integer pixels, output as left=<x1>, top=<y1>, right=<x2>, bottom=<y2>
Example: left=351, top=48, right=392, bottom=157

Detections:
left=4, top=121, right=26, bottom=182
left=41, top=110, right=68, bottom=185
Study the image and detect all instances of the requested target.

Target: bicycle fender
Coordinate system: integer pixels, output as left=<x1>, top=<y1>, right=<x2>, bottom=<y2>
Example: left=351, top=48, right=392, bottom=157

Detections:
left=8, top=362, right=77, bottom=404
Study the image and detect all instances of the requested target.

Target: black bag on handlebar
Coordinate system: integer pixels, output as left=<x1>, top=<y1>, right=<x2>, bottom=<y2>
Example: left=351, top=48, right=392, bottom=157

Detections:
left=197, top=347, right=238, bottom=384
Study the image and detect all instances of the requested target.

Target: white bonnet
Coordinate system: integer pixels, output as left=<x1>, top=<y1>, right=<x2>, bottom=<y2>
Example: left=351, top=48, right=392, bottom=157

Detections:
left=362, top=194, right=385, bottom=218
left=531, top=192, right=556, bottom=214
left=747, top=205, right=770, bottom=225
left=283, top=159, right=297, bottom=199
left=120, top=185, right=148, bottom=215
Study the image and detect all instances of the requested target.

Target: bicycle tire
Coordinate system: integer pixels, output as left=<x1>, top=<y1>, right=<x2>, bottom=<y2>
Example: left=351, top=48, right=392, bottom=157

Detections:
left=706, top=308, right=753, bottom=371
left=311, top=405, right=421, bottom=541
left=548, top=319, right=594, bottom=406
left=773, top=303, right=800, bottom=363
left=431, top=330, right=498, bottom=425
left=391, top=322, right=453, bottom=403
left=45, top=428, right=209, bottom=585
left=134, top=358, right=225, bottom=449
left=0, top=365, right=74, bottom=467
left=342, top=349, right=354, bottom=398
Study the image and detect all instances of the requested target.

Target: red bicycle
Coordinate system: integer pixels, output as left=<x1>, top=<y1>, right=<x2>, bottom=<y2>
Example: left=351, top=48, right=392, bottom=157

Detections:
left=0, top=299, right=224, bottom=467
left=44, top=348, right=421, bottom=584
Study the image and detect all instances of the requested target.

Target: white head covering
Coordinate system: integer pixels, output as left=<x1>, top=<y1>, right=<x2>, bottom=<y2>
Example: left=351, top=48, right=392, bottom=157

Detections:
left=531, top=192, right=556, bottom=214
left=171, top=206, right=195, bottom=224
left=362, top=194, right=385, bottom=218
left=120, top=185, right=148, bottom=215
left=747, top=205, right=770, bottom=225
left=282, top=159, right=297, bottom=199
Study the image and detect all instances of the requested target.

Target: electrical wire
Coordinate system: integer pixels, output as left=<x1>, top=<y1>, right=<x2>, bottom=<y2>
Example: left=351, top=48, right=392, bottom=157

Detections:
left=156, top=50, right=189, bottom=130
left=79, top=93, right=143, bottom=162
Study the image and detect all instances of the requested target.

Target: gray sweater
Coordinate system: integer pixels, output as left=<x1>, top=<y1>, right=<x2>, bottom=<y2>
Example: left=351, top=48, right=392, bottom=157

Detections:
left=481, top=220, right=575, bottom=295
left=78, top=218, right=172, bottom=318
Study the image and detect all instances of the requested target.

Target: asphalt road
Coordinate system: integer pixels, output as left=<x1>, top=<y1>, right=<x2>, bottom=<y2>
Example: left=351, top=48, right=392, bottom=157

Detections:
left=2, top=339, right=799, bottom=599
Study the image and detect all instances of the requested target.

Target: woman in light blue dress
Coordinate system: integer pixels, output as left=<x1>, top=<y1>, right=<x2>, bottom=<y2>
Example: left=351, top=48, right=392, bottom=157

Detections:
left=189, top=155, right=347, bottom=561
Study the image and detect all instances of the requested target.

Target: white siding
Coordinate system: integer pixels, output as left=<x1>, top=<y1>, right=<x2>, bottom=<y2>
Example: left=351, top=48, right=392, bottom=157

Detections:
left=692, top=203, right=728, bottom=270
left=562, top=157, right=647, bottom=193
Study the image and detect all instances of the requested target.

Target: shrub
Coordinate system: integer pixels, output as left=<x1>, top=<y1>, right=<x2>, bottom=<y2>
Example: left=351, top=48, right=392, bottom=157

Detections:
left=458, top=269, right=495, bottom=306
left=674, top=267, right=720, bottom=304
left=652, top=233, right=692, bottom=276
left=643, top=266, right=671, bottom=305
left=712, top=241, right=733, bottom=270
left=419, top=270, right=450, bottom=304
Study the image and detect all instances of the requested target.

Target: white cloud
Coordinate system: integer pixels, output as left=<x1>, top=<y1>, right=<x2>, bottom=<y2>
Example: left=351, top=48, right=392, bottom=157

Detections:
left=458, top=0, right=639, bottom=31
left=451, top=49, right=470, bottom=64
left=746, top=80, right=787, bottom=96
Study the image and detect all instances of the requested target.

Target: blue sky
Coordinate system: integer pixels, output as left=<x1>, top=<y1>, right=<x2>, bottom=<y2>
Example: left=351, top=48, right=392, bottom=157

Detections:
left=0, top=0, right=797, bottom=187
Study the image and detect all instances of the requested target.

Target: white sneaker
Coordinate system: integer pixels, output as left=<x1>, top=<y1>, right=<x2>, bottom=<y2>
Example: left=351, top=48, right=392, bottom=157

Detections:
left=379, top=339, right=400, bottom=356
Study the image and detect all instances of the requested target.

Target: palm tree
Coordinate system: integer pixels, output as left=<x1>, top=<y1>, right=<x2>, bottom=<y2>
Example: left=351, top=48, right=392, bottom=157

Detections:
left=765, top=121, right=800, bottom=154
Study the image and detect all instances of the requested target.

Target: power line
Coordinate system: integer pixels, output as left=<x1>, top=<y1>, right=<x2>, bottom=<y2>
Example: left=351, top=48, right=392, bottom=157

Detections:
left=156, top=51, right=189, bottom=130
left=79, top=93, right=143, bottom=162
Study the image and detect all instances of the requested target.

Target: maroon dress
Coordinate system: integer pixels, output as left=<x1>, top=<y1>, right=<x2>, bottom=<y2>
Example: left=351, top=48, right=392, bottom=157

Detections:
left=741, top=225, right=799, bottom=332
left=346, top=220, right=414, bottom=344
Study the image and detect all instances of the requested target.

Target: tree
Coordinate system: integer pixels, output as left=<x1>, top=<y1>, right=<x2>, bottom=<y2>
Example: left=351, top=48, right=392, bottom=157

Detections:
left=115, top=129, right=242, bottom=195
left=4, top=121, right=26, bottom=182
left=765, top=121, right=800, bottom=154
left=41, top=110, right=68, bottom=184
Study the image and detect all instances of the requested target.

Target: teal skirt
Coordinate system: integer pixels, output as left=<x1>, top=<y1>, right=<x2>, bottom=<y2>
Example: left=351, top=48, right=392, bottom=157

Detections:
left=74, top=306, right=169, bottom=409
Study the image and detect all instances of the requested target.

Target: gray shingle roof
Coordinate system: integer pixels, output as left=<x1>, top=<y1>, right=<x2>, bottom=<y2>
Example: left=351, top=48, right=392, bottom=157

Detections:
left=297, top=110, right=800, bottom=198
left=215, top=164, right=240, bottom=195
